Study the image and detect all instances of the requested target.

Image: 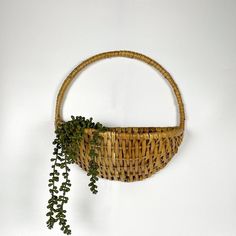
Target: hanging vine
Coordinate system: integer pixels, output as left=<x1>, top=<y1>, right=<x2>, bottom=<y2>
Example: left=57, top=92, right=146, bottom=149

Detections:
left=46, top=116, right=107, bottom=234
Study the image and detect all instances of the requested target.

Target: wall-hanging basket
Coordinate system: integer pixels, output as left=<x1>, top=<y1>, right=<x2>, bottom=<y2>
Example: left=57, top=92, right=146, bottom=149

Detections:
left=47, top=50, right=185, bottom=234
left=55, top=50, right=185, bottom=182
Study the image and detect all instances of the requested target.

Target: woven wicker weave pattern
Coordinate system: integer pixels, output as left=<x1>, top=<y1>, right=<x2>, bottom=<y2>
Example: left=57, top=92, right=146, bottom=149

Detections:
left=55, top=50, right=185, bottom=182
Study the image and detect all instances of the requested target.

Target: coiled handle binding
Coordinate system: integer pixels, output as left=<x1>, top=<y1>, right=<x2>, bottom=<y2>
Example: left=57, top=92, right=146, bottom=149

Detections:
left=55, top=50, right=185, bottom=129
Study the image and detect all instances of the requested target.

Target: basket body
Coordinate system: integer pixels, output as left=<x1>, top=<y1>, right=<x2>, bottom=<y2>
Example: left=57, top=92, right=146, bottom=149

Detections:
left=55, top=50, right=185, bottom=182
left=77, top=127, right=183, bottom=182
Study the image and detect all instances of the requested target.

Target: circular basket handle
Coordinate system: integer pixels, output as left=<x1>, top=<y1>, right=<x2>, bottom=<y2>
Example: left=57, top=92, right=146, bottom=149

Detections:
left=55, top=50, right=185, bottom=129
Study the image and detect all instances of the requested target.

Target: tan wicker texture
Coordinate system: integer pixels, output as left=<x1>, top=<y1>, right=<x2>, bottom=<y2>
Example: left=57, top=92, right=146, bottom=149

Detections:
left=55, top=50, right=185, bottom=182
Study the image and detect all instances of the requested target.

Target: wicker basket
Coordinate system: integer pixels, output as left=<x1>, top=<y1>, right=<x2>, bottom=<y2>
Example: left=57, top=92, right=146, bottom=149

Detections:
left=55, top=50, right=185, bottom=182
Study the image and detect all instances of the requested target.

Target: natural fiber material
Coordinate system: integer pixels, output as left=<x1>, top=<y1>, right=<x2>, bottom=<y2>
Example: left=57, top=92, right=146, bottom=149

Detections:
left=55, top=50, right=185, bottom=182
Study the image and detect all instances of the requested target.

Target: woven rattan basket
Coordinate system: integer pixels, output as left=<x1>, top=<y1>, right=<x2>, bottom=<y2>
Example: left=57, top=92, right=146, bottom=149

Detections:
left=55, top=50, right=185, bottom=182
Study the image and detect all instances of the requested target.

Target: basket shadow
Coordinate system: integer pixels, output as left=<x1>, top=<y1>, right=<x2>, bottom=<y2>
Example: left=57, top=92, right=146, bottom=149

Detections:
left=73, top=128, right=191, bottom=231
left=13, top=121, right=53, bottom=228
left=72, top=167, right=113, bottom=233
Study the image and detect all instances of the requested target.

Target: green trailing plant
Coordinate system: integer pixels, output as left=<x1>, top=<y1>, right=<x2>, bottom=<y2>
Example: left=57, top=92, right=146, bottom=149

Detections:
left=46, top=116, right=107, bottom=235
left=87, top=129, right=102, bottom=194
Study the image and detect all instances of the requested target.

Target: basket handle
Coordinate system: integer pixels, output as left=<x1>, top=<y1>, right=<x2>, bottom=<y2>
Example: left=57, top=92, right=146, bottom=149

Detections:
left=55, top=50, right=185, bottom=129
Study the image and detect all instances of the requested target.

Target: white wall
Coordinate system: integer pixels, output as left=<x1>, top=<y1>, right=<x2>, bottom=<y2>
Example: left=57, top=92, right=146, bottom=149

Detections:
left=1, top=0, right=236, bottom=235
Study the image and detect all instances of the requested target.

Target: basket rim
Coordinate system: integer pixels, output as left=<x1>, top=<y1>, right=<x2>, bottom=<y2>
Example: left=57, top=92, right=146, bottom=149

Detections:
left=83, top=126, right=183, bottom=139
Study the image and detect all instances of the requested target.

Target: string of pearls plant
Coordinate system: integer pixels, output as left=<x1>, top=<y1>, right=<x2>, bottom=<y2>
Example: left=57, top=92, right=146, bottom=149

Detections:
left=46, top=116, right=107, bottom=235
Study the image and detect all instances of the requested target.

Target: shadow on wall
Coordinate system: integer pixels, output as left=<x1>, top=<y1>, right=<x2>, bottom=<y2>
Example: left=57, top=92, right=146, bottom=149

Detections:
left=9, top=121, right=54, bottom=232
